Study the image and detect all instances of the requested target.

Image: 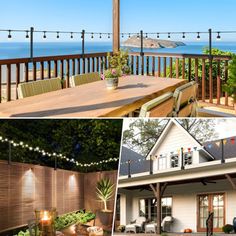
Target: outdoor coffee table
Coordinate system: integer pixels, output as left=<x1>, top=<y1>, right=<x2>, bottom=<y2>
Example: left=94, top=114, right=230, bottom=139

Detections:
left=0, top=75, right=186, bottom=117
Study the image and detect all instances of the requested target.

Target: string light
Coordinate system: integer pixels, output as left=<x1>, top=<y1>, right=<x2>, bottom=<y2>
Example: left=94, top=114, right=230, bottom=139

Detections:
left=121, top=33, right=124, bottom=38
left=168, top=32, right=171, bottom=38
left=157, top=33, right=160, bottom=39
left=70, top=32, right=74, bottom=39
left=56, top=32, right=60, bottom=39
left=99, top=33, right=102, bottom=39
left=216, top=32, right=221, bottom=40
left=197, top=32, right=201, bottom=41
left=25, top=30, right=29, bottom=39
left=43, top=31, right=47, bottom=39
left=0, top=136, right=119, bottom=168
left=91, top=33, right=94, bottom=40
left=145, top=33, right=148, bottom=39
left=128, top=33, right=131, bottom=38
left=137, top=33, right=140, bottom=39
left=8, top=30, right=12, bottom=39
left=182, top=32, right=186, bottom=40
left=108, top=33, right=111, bottom=39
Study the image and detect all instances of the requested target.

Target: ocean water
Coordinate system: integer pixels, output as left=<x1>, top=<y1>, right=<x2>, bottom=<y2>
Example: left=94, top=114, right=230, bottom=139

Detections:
left=0, top=41, right=236, bottom=59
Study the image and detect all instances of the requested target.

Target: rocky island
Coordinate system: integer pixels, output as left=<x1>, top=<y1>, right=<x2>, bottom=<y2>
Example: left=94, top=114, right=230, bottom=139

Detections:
left=122, top=36, right=186, bottom=49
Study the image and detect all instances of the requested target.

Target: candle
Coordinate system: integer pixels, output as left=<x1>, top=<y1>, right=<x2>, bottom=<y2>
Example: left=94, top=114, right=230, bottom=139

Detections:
left=40, top=211, right=52, bottom=226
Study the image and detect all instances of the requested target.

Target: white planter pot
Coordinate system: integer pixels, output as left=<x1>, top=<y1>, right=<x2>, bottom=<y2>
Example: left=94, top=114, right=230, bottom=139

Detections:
left=105, top=78, right=119, bottom=90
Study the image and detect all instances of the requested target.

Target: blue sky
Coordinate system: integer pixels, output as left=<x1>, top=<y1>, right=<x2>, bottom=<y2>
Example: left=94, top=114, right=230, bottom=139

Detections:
left=0, top=0, right=235, bottom=41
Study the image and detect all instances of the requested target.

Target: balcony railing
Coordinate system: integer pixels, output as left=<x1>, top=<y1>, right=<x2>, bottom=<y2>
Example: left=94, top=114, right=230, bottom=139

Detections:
left=0, top=51, right=233, bottom=109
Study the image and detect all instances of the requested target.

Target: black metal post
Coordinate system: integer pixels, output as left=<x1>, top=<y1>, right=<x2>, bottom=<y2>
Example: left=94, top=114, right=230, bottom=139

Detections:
left=181, top=147, right=184, bottom=170
left=82, top=29, right=85, bottom=57
left=54, top=156, right=57, bottom=170
left=221, top=139, right=225, bottom=163
left=208, top=29, right=212, bottom=58
left=140, top=30, right=144, bottom=56
left=8, top=142, right=11, bottom=165
left=128, top=160, right=131, bottom=178
left=30, top=27, right=34, bottom=61
left=150, top=155, right=153, bottom=175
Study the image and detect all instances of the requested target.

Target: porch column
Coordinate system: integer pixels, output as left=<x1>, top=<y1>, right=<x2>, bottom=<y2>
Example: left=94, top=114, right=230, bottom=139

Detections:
left=113, top=0, right=120, bottom=52
left=150, top=183, right=162, bottom=234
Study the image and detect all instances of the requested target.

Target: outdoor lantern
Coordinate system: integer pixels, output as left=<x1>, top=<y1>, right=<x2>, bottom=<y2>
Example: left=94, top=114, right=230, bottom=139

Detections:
left=35, top=208, right=57, bottom=236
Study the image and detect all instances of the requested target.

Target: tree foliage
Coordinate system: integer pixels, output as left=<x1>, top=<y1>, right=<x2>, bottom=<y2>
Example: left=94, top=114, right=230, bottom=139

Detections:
left=123, top=119, right=218, bottom=156
left=0, top=119, right=123, bottom=172
left=166, top=48, right=235, bottom=82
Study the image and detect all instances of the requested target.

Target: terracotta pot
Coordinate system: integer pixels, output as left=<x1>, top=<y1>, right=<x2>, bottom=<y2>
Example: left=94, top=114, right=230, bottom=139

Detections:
left=95, top=211, right=113, bottom=229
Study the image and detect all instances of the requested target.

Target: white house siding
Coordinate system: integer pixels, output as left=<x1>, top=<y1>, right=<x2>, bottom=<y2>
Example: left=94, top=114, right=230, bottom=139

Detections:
left=152, top=124, right=205, bottom=172
left=118, top=178, right=236, bottom=232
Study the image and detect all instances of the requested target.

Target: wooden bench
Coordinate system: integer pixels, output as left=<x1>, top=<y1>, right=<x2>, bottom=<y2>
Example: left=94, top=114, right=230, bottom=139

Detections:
left=18, top=78, right=62, bottom=99
left=70, top=72, right=101, bottom=87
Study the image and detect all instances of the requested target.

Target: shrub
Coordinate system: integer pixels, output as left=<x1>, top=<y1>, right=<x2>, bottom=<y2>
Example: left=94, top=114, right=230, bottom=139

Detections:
left=222, top=224, right=234, bottom=234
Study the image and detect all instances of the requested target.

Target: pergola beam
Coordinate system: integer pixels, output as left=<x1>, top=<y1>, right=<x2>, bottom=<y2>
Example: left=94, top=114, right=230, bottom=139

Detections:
left=113, top=0, right=120, bottom=52
left=225, top=174, right=236, bottom=190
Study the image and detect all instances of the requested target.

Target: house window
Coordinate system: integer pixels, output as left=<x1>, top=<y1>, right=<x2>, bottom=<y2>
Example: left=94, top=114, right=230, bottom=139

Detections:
left=161, top=197, right=172, bottom=220
left=170, top=154, right=179, bottom=168
left=139, top=197, right=172, bottom=221
left=158, top=156, right=167, bottom=170
left=184, top=152, right=193, bottom=165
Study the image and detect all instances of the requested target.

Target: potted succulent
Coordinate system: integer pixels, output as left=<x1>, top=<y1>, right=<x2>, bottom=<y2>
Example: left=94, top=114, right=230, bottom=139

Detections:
left=95, top=178, right=115, bottom=228
left=223, top=55, right=236, bottom=113
left=103, top=68, right=122, bottom=90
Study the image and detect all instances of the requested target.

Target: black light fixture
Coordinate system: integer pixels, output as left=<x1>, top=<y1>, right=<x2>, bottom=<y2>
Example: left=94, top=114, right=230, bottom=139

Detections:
left=121, top=33, right=124, bottom=38
left=216, top=32, right=221, bottom=40
left=145, top=33, right=148, bottom=39
left=108, top=33, right=110, bottom=39
left=182, top=32, right=186, bottom=39
left=8, top=30, right=12, bottom=39
left=70, top=32, right=74, bottom=39
left=168, top=32, right=171, bottom=38
left=25, top=30, right=29, bottom=39
left=128, top=33, right=131, bottom=38
left=99, top=33, right=102, bottom=39
left=56, top=31, right=60, bottom=39
left=197, top=32, right=201, bottom=40
left=137, top=33, right=140, bottom=38
left=91, top=33, right=94, bottom=40
left=43, top=31, right=47, bottom=39
left=157, top=33, right=160, bottom=38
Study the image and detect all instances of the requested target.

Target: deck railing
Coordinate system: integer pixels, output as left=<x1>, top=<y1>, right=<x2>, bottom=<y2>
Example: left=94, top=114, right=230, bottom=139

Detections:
left=0, top=52, right=110, bottom=102
left=128, top=52, right=233, bottom=108
left=0, top=51, right=233, bottom=108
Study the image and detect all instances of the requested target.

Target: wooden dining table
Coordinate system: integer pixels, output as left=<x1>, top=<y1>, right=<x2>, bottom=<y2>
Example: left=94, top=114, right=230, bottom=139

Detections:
left=0, top=75, right=186, bottom=118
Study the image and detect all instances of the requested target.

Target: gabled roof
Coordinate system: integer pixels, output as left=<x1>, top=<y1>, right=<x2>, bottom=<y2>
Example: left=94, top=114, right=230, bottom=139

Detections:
left=146, top=119, right=215, bottom=160
left=204, top=136, right=236, bottom=160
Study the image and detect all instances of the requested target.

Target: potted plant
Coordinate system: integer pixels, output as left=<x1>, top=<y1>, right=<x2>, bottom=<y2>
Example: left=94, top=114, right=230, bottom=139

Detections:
left=103, top=68, right=122, bottom=90
left=95, top=178, right=115, bottom=228
left=107, top=50, right=131, bottom=75
left=223, top=55, right=236, bottom=112
left=222, top=224, right=234, bottom=234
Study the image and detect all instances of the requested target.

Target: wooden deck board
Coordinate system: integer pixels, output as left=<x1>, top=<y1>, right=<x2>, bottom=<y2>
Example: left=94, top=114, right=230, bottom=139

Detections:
left=0, top=75, right=186, bottom=118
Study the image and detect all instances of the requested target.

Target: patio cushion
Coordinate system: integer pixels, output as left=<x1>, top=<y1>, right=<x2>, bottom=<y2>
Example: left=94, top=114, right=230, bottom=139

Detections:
left=173, top=81, right=198, bottom=117
left=70, top=72, right=100, bottom=87
left=139, top=92, right=174, bottom=117
left=17, top=78, right=62, bottom=99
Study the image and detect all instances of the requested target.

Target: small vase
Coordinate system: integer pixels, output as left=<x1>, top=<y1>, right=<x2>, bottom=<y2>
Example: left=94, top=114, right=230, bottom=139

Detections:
left=105, top=78, right=119, bottom=90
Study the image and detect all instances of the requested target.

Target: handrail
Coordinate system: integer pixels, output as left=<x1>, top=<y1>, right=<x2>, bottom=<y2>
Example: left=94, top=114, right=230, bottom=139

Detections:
left=128, top=51, right=232, bottom=60
left=0, top=52, right=111, bottom=65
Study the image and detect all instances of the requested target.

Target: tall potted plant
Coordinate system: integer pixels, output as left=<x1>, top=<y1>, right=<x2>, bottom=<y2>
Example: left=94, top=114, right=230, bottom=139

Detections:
left=95, top=178, right=114, bottom=228
left=223, top=55, right=236, bottom=112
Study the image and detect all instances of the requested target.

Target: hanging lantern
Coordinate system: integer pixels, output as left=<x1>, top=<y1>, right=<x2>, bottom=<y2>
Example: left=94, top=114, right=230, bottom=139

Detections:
left=223, top=139, right=227, bottom=145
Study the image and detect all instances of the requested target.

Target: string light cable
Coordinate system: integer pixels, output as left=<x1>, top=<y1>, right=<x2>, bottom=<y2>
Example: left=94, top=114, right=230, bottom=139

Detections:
left=0, top=136, right=119, bottom=167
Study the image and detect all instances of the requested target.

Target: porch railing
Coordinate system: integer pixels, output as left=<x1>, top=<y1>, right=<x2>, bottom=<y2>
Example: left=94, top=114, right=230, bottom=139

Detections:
left=0, top=52, right=110, bottom=102
left=128, top=52, right=233, bottom=108
left=0, top=51, right=233, bottom=109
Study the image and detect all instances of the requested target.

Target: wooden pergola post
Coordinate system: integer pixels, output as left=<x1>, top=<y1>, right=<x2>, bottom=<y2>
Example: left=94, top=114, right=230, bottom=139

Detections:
left=113, top=0, right=120, bottom=52
left=150, top=183, right=168, bottom=234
